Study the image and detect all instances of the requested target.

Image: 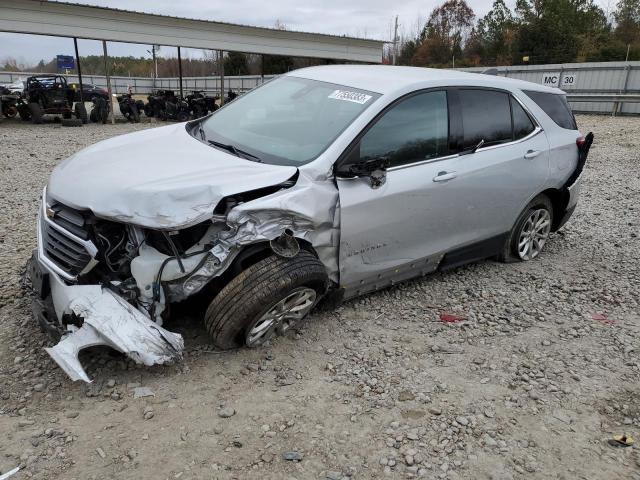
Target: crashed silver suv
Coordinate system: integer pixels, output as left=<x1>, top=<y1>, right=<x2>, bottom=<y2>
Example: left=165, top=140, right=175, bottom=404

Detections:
left=29, top=65, right=593, bottom=382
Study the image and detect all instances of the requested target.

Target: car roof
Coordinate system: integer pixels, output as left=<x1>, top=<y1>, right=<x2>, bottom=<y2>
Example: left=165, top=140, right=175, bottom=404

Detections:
left=287, top=65, right=561, bottom=96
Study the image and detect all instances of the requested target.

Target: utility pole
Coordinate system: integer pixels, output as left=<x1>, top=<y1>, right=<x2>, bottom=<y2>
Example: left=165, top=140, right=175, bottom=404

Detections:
left=392, top=15, right=399, bottom=65
left=626, top=43, right=631, bottom=62
left=147, top=45, right=159, bottom=90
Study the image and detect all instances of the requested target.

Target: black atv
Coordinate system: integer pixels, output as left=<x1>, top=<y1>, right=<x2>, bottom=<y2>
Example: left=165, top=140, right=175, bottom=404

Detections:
left=225, top=89, right=239, bottom=103
left=117, top=93, right=141, bottom=123
left=143, top=89, right=171, bottom=119
left=89, top=96, right=109, bottom=124
left=186, top=91, right=218, bottom=118
left=1, top=85, right=20, bottom=119
left=144, top=90, right=190, bottom=122
left=16, top=75, right=88, bottom=126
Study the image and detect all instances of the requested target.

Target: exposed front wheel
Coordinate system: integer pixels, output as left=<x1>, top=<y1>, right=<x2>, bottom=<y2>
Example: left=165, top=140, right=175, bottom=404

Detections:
left=204, top=251, right=328, bottom=349
left=499, top=194, right=553, bottom=262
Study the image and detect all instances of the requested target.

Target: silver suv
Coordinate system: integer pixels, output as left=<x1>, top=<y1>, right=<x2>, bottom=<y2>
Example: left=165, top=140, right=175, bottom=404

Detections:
left=29, top=65, right=593, bottom=381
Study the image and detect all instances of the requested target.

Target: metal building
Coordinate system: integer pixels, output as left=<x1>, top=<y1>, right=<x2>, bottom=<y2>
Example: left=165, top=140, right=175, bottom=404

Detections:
left=462, top=62, right=640, bottom=115
left=0, top=0, right=384, bottom=62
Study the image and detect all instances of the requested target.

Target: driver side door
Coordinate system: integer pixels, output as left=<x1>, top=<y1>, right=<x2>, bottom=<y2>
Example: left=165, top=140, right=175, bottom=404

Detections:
left=336, top=89, right=461, bottom=296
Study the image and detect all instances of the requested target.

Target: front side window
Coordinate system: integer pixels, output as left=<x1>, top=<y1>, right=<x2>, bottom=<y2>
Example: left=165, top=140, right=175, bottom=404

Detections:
left=200, top=76, right=380, bottom=166
left=358, top=90, right=449, bottom=168
left=459, top=89, right=512, bottom=149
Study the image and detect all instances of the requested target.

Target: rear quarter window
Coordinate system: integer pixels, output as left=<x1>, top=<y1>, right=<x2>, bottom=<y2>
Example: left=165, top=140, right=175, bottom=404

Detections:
left=523, top=90, right=577, bottom=130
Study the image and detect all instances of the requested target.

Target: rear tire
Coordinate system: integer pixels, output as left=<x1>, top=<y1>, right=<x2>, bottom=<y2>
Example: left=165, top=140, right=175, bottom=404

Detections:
left=499, top=194, right=553, bottom=262
left=28, top=103, right=43, bottom=124
left=204, top=251, right=328, bottom=350
left=176, top=110, right=190, bottom=122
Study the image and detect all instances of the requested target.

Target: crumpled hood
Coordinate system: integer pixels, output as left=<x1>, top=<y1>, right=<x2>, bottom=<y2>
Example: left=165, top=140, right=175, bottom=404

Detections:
left=47, top=123, right=297, bottom=228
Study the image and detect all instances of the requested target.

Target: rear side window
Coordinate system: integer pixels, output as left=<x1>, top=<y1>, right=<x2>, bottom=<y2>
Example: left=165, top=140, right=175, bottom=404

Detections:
left=511, top=98, right=536, bottom=140
left=523, top=90, right=577, bottom=130
left=459, top=89, right=512, bottom=148
left=359, top=90, right=449, bottom=167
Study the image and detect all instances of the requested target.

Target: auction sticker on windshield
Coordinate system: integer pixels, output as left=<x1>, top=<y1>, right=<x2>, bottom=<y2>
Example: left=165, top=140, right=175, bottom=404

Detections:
left=328, top=90, right=372, bottom=104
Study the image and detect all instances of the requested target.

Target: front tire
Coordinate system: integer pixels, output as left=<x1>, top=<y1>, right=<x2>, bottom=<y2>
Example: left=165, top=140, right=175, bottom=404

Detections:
left=204, top=251, right=328, bottom=350
left=499, top=194, right=553, bottom=262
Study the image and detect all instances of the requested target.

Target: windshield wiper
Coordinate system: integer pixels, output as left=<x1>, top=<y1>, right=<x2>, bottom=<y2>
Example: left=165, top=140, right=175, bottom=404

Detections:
left=207, top=140, right=262, bottom=162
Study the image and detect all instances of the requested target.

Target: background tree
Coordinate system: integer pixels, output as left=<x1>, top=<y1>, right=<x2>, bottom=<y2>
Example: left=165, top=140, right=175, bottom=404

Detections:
left=614, top=0, right=640, bottom=44
left=477, top=0, right=516, bottom=65
left=224, top=51, right=249, bottom=75
left=412, top=0, right=475, bottom=66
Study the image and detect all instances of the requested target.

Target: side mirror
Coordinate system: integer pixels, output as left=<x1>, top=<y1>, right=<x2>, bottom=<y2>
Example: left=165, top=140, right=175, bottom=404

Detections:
left=336, top=155, right=390, bottom=189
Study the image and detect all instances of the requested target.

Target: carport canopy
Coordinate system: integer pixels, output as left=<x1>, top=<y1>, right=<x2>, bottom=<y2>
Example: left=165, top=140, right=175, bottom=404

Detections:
left=0, top=0, right=385, bottom=63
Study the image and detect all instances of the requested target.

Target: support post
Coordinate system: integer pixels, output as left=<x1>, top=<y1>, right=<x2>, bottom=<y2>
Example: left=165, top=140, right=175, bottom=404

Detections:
left=392, top=15, right=398, bottom=66
left=617, top=63, right=632, bottom=115
left=177, top=46, right=183, bottom=98
left=73, top=37, right=84, bottom=104
left=219, top=50, right=225, bottom=106
left=261, top=54, right=265, bottom=82
left=152, top=45, right=157, bottom=90
left=102, top=40, right=115, bottom=124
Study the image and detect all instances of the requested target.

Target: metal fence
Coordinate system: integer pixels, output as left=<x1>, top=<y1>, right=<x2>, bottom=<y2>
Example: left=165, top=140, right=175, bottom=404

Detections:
left=0, top=71, right=276, bottom=96
left=461, top=61, right=640, bottom=115
left=5, top=61, right=640, bottom=114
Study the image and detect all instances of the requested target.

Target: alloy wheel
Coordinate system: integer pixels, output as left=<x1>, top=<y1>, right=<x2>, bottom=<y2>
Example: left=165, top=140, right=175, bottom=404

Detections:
left=245, top=287, right=317, bottom=347
left=517, top=208, right=551, bottom=260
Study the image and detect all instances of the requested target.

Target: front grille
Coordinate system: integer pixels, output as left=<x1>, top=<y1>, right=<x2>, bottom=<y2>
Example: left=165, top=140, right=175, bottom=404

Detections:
left=39, top=198, right=96, bottom=279
left=42, top=221, right=92, bottom=276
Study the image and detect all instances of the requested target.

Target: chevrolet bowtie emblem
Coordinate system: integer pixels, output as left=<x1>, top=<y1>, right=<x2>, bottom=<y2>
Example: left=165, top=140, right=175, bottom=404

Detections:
left=46, top=206, right=56, bottom=219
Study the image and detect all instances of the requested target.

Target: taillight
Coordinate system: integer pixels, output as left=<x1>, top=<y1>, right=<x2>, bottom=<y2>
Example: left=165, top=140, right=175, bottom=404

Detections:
left=576, top=136, right=586, bottom=148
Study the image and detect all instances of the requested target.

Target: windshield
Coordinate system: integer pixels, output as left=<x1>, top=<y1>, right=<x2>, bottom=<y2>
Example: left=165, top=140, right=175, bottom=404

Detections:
left=200, top=76, right=380, bottom=166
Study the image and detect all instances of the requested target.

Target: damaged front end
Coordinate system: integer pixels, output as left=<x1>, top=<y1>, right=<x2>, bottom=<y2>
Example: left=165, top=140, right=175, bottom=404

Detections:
left=30, top=169, right=339, bottom=382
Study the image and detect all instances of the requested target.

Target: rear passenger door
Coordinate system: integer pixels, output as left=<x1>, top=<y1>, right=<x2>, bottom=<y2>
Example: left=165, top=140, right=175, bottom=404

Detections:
left=440, top=88, right=550, bottom=255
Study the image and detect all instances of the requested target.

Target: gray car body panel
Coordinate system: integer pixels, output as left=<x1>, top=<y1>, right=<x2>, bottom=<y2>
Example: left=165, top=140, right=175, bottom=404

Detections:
left=36, top=65, right=584, bottom=381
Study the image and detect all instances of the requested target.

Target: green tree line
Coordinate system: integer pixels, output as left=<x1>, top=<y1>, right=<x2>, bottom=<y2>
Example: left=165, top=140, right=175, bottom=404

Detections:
left=394, top=0, right=640, bottom=67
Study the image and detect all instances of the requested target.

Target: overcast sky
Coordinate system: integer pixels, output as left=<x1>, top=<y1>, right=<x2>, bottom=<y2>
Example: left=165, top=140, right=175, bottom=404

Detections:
left=1, top=0, right=503, bottom=66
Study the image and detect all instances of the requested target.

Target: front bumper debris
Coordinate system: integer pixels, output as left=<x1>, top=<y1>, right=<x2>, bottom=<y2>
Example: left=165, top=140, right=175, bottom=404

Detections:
left=30, top=252, right=184, bottom=383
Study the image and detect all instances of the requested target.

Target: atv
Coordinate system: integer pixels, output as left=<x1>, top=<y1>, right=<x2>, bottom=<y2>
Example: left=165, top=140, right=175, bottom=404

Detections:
left=1, top=85, right=20, bottom=119
left=117, top=93, right=141, bottom=123
left=89, top=96, right=109, bottom=124
left=186, top=90, right=218, bottom=118
left=144, top=90, right=190, bottom=122
left=17, top=75, right=88, bottom=126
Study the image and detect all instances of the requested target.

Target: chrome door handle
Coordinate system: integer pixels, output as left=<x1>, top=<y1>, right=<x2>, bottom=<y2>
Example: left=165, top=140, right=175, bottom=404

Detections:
left=524, top=150, right=541, bottom=159
left=433, top=171, right=457, bottom=182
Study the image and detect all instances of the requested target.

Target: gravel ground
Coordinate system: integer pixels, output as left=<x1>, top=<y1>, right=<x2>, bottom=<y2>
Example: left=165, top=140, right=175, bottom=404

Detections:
left=0, top=115, right=639, bottom=480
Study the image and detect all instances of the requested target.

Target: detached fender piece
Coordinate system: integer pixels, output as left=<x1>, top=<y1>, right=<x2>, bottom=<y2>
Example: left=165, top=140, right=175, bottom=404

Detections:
left=46, top=282, right=183, bottom=383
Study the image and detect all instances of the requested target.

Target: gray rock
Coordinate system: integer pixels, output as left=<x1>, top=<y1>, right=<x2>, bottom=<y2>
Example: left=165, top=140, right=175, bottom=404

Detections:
left=218, top=407, right=235, bottom=418
left=282, top=451, right=304, bottom=461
